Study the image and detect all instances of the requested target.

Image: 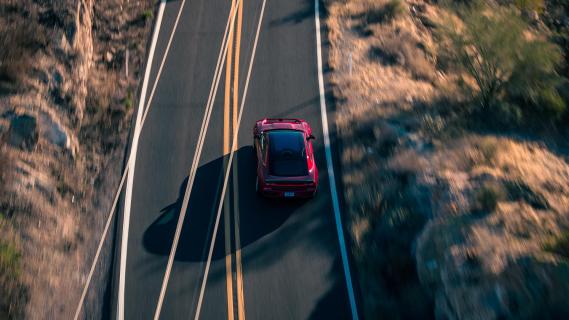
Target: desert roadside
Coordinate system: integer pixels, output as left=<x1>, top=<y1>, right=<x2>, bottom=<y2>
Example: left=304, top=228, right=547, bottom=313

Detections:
left=324, top=0, right=569, bottom=318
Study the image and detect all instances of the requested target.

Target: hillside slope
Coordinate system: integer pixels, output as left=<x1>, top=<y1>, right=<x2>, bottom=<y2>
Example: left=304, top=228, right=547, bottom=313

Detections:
left=0, top=0, right=154, bottom=318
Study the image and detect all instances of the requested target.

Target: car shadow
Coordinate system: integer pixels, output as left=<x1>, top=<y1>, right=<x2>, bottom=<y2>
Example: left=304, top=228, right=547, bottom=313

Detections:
left=142, top=145, right=308, bottom=262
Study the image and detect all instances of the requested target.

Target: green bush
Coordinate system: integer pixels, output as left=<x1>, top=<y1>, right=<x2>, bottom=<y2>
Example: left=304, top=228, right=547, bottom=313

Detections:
left=444, top=5, right=566, bottom=124
left=142, top=9, right=153, bottom=20
left=383, top=0, right=406, bottom=21
left=124, top=90, right=133, bottom=111
left=0, top=242, right=20, bottom=279
left=507, top=39, right=566, bottom=120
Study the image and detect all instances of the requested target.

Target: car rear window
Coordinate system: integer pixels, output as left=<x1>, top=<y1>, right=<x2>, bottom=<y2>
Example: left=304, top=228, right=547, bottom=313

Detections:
left=267, top=130, right=308, bottom=177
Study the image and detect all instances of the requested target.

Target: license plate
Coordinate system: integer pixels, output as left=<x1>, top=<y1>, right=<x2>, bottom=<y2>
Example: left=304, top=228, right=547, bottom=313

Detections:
left=284, top=192, right=295, bottom=198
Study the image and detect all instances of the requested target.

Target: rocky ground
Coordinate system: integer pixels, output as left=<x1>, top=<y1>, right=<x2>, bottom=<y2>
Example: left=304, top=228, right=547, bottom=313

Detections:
left=325, top=0, right=569, bottom=318
left=0, top=0, right=154, bottom=318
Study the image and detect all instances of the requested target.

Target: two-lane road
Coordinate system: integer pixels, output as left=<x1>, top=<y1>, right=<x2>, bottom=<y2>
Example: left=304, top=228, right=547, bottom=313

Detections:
left=111, top=0, right=358, bottom=319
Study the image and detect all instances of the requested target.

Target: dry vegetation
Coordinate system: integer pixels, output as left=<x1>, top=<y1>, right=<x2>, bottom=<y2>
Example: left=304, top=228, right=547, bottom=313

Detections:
left=0, top=0, right=155, bottom=318
left=325, top=0, right=569, bottom=318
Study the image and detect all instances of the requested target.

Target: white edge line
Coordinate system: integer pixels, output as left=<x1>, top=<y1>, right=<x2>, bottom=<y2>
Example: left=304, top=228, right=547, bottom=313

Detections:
left=117, top=1, right=166, bottom=319
left=73, top=168, right=128, bottom=320
left=314, top=1, right=360, bottom=320
left=193, top=0, right=267, bottom=318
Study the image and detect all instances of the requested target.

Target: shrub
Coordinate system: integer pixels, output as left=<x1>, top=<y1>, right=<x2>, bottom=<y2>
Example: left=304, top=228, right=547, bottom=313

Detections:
left=371, top=32, right=435, bottom=81
left=507, top=40, right=566, bottom=120
left=124, top=90, right=133, bottom=111
left=0, top=11, right=47, bottom=93
left=544, top=231, right=569, bottom=261
left=504, top=180, right=550, bottom=210
left=142, top=9, right=153, bottom=20
left=365, top=0, right=406, bottom=25
left=0, top=240, right=25, bottom=319
left=444, top=5, right=566, bottom=123
left=475, top=184, right=503, bottom=212
left=0, top=241, right=20, bottom=280
left=0, top=25, right=31, bottom=92
left=383, top=0, right=406, bottom=21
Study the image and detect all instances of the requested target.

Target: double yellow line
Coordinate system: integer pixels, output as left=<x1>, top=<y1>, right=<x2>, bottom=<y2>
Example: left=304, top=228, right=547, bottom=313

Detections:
left=224, top=0, right=245, bottom=319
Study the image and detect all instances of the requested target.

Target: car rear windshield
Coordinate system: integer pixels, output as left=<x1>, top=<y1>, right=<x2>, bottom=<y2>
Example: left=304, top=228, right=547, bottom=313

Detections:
left=267, top=130, right=308, bottom=177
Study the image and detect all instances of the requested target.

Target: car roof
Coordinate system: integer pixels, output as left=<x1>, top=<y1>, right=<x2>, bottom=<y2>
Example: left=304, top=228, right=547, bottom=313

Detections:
left=267, top=130, right=308, bottom=177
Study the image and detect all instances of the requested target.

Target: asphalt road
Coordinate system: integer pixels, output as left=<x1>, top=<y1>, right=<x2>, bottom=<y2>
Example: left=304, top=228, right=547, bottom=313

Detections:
left=111, top=0, right=355, bottom=319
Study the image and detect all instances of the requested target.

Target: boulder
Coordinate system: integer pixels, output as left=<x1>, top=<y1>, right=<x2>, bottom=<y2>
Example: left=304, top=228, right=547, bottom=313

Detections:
left=8, top=114, right=38, bottom=151
left=105, top=51, right=113, bottom=63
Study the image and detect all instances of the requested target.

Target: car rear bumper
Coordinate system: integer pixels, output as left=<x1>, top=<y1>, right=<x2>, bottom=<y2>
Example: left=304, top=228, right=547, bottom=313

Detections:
left=260, top=189, right=316, bottom=198
left=259, top=182, right=317, bottom=198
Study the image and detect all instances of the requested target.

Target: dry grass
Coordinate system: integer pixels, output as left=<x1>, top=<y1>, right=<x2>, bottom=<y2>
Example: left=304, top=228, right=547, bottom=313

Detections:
left=0, top=14, right=45, bottom=94
left=370, top=31, right=436, bottom=82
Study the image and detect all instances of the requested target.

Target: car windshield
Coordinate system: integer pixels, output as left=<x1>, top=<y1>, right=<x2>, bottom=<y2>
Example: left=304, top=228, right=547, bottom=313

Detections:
left=267, top=130, right=308, bottom=177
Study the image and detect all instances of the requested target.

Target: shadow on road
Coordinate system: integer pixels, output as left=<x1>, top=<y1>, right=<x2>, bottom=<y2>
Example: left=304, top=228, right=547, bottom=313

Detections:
left=142, top=145, right=307, bottom=262
left=142, top=141, right=353, bottom=318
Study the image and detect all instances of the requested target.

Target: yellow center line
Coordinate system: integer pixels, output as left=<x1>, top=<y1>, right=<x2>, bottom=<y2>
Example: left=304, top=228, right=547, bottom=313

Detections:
left=224, top=1, right=236, bottom=319
left=232, top=1, right=246, bottom=320
left=224, top=0, right=235, bottom=156
left=224, top=1, right=246, bottom=319
left=232, top=0, right=242, bottom=135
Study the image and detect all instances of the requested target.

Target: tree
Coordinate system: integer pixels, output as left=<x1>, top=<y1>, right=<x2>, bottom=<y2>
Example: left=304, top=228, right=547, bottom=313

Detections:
left=446, top=5, right=566, bottom=120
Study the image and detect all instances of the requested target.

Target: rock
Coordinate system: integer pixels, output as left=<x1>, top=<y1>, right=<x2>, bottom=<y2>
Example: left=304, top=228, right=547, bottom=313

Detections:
left=39, top=112, right=69, bottom=149
left=54, top=31, right=71, bottom=53
left=105, top=51, right=113, bottom=63
left=8, top=114, right=39, bottom=151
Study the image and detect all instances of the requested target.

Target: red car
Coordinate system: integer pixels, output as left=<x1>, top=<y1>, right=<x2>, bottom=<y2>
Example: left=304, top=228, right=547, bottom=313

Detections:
left=254, top=118, right=318, bottom=198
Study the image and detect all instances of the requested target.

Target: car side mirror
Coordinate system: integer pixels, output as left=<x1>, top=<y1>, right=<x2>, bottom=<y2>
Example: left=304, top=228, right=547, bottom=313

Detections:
left=307, top=134, right=315, bottom=141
